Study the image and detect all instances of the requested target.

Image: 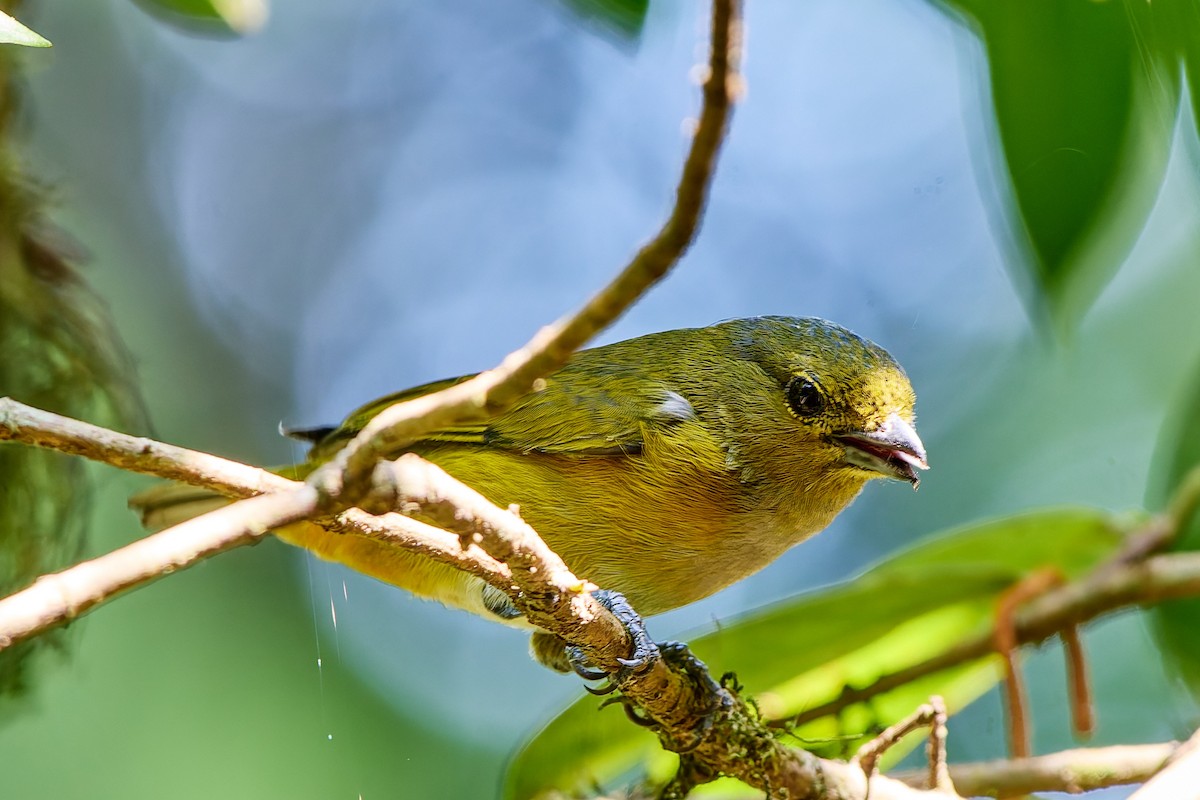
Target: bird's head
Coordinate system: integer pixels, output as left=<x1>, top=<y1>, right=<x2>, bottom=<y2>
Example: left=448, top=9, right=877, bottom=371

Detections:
left=713, top=316, right=927, bottom=494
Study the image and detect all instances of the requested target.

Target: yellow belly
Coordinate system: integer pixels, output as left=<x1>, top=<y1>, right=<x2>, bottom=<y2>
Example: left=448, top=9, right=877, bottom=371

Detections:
left=282, top=443, right=862, bottom=619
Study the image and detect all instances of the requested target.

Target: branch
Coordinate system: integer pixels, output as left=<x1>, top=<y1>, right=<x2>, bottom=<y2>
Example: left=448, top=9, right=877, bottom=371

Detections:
left=785, top=539, right=1200, bottom=729
left=9, top=393, right=1200, bottom=798
left=787, top=467, right=1200, bottom=731
left=0, top=397, right=292, bottom=497
left=315, top=0, right=743, bottom=501
left=0, top=489, right=318, bottom=649
left=894, top=742, right=1178, bottom=797
left=1129, top=728, right=1200, bottom=800
left=363, top=455, right=633, bottom=668
left=0, top=399, right=635, bottom=661
left=853, top=696, right=954, bottom=793
left=1, top=393, right=1199, bottom=799
left=0, top=394, right=954, bottom=800
left=0, top=0, right=743, bottom=666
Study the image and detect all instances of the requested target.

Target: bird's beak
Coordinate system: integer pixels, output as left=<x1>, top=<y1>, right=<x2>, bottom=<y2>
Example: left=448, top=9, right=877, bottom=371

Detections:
left=834, top=413, right=929, bottom=489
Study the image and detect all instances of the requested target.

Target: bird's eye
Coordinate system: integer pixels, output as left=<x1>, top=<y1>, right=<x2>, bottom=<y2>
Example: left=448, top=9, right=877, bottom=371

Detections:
left=786, top=376, right=824, bottom=417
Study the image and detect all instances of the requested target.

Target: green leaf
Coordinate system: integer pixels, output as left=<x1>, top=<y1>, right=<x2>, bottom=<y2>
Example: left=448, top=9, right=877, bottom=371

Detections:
left=1155, top=0, right=1200, bottom=134
left=0, top=215, right=147, bottom=699
left=0, top=12, right=50, bottom=47
left=556, top=0, right=649, bottom=39
left=1147, top=357, right=1200, bottom=693
left=132, top=0, right=267, bottom=36
left=935, top=0, right=1175, bottom=329
left=505, top=508, right=1126, bottom=798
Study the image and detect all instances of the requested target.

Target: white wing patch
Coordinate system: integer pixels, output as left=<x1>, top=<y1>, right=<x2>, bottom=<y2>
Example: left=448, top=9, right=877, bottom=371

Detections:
left=654, top=390, right=697, bottom=423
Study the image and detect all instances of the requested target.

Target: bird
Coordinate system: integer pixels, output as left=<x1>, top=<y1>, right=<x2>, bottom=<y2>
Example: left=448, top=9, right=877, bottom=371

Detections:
left=132, top=316, right=926, bottom=671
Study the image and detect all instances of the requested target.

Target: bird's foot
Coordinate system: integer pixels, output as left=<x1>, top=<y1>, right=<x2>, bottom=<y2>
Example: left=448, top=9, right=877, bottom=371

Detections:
left=528, top=589, right=655, bottom=683
left=565, top=590, right=658, bottom=691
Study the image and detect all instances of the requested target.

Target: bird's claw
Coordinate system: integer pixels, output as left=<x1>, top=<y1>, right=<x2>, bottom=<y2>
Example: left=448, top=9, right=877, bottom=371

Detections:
left=568, top=590, right=659, bottom=688
left=566, top=647, right=610, bottom=682
left=594, top=589, right=658, bottom=675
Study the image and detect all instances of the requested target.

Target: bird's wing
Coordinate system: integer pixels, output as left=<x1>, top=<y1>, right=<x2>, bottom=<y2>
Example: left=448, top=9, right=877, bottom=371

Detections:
left=308, top=369, right=696, bottom=459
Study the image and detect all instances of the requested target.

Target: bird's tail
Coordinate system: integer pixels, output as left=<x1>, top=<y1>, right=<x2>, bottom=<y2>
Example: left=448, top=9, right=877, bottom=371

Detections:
left=129, top=471, right=499, bottom=621
left=128, top=482, right=231, bottom=531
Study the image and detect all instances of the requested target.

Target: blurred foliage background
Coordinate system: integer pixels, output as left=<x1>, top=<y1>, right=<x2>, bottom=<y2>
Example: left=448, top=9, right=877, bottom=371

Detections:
left=2, top=0, right=1200, bottom=797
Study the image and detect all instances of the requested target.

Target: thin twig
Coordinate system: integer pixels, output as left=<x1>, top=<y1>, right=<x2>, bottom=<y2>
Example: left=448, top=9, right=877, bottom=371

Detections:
left=784, top=527, right=1200, bottom=729
left=926, top=696, right=953, bottom=794
left=854, top=699, right=938, bottom=781
left=1128, top=727, right=1200, bottom=800
left=853, top=695, right=956, bottom=797
left=1062, top=625, right=1094, bottom=739
left=0, top=489, right=319, bottom=649
left=993, top=568, right=1061, bottom=759
left=894, top=742, right=1178, bottom=797
left=1167, top=462, right=1200, bottom=535
left=314, top=0, right=743, bottom=503
left=1102, top=462, right=1200, bottom=571
left=0, top=396, right=292, bottom=498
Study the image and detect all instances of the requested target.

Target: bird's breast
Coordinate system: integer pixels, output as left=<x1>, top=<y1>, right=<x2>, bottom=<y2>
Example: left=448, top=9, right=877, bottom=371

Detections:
left=420, top=441, right=863, bottom=616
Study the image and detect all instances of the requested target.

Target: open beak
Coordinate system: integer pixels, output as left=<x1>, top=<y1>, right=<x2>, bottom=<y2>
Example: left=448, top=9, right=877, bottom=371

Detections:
left=834, top=413, right=929, bottom=489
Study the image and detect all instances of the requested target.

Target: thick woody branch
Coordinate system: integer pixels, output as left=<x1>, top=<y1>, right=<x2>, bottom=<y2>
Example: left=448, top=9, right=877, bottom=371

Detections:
left=318, top=0, right=742, bottom=500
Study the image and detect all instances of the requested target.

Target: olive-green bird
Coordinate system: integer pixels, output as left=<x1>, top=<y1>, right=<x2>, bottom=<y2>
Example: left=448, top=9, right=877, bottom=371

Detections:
left=133, top=316, right=926, bottom=669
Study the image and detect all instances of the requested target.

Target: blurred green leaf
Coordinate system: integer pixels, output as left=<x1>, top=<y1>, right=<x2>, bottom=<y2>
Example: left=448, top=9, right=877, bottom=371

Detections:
left=506, top=508, right=1126, bottom=798
left=1147, top=357, right=1200, bottom=694
left=555, top=0, right=649, bottom=39
left=132, top=0, right=267, bottom=36
left=0, top=215, right=146, bottom=702
left=1152, top=0, right=1200, bottom=132
left=935, top=0, right=1175, bottom=328
left=0, top=12, right=50, bottom=47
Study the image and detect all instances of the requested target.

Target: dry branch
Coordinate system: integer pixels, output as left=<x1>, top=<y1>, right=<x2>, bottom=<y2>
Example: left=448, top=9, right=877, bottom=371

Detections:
left=0, top=489, right=318, bottom=648
left=0, top=399, right=633, bottom=667
left=895, top=742, right=1178, bottom=797
left=0, top=0, right=742, bottom=674
left=785, top=542, right=1200, bottom=729
left=7, top=394, right=1200, bottom=799
left=314, top=0, right=742, bottom=501
left=1128, top=728, right=1200, bottom=800
left=0, top=398, right=291, bottom=497
left=852, top=696, right=954, bottom=794
left=0, top=396, right=960, bottom=800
